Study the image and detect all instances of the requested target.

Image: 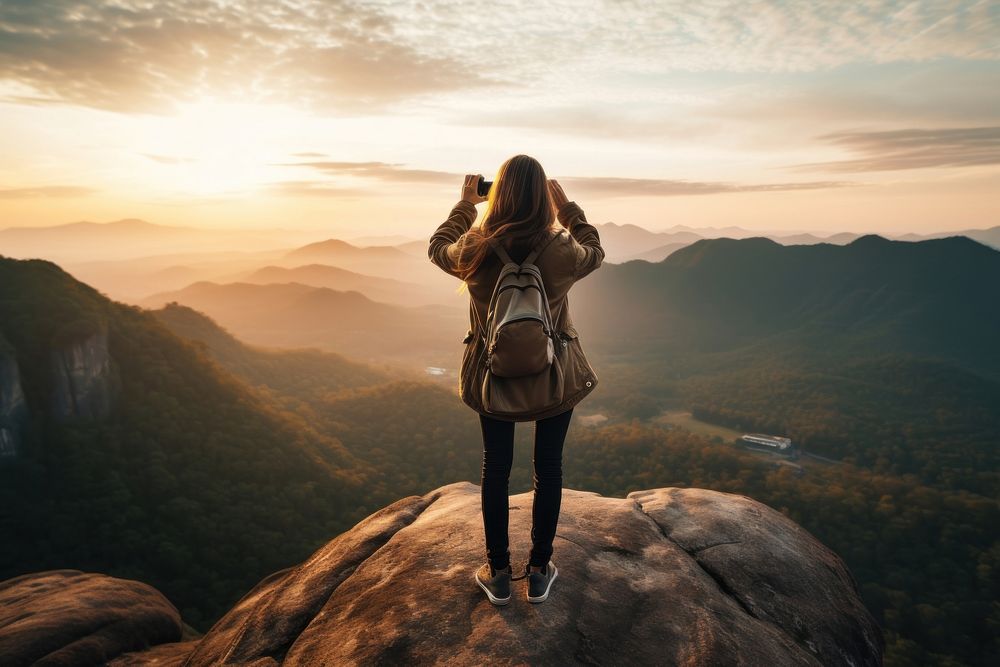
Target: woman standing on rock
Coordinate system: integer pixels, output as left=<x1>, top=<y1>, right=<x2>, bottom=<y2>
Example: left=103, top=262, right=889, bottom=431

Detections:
left=428, top=154, right=605, bottom=605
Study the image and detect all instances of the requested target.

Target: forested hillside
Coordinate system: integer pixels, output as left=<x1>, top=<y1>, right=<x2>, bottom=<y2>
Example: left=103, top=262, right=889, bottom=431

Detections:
left=151, top=307, right=1000, bottom=665
left=150, top=302, right=393, bottom=394
left=3, top=246, right=998, bottom=665
left=571, top=235, right=1000, bottom=495
left=0, top=256, right=373, bottom=627
left=578, top=234, right=1000, bottom=370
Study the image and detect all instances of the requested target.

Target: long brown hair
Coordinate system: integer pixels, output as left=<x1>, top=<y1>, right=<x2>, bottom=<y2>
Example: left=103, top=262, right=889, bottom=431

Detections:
left=453, top=154, right=556, bottom=284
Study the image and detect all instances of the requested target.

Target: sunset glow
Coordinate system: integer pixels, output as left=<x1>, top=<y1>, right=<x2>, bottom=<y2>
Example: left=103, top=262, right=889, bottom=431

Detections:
left=1, top=0, right=998, bottom=237
left=2, top=6, right=999, bottom=665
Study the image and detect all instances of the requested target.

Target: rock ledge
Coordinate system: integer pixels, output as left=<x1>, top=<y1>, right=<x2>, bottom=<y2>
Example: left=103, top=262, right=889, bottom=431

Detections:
left=2, top=483, right=885, bottom=666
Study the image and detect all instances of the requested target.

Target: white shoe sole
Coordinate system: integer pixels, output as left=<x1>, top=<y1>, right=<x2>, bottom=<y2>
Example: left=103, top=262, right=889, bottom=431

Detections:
left=475, top=571, right=511, bottom=605
left=527, top=562, right=558, bottom=603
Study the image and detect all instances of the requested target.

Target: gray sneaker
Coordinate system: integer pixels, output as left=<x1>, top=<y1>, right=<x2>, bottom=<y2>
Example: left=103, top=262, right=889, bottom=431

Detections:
left=526, top=560, right=558, bottom=603
left=475, top=562, right=512, bottom=605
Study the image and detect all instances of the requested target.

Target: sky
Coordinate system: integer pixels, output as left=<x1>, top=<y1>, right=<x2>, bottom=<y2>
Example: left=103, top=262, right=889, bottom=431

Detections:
left=0, top=0, right=998, bottom=238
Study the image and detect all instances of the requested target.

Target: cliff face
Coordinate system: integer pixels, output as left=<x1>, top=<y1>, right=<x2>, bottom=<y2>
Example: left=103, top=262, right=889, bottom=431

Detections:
left=0, top=325, right=118, bottom=458
left=49, top=328, right=116, bottom=421
left=0, top=482, right=885, bottom=666
left=0, top=346, right=27, bottom=458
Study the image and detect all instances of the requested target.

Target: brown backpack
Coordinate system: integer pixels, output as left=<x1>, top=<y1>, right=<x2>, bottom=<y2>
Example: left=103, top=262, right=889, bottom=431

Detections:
left=474, top=231, right=569, bottom=417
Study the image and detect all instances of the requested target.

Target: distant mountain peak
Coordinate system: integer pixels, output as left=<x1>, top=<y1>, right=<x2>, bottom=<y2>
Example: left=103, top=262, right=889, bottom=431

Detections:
left=848, top=234, right=892, bottom=246
left=0, top=217, right=191, bottom=234
left=656, top=236, right=783, bottom=269
left=104, top=218, right=165, bottom=228
left=291, top=238, right=358, bottom=251
left=284, top=237, right=411, bottom=262
left=685, top=235, right=782, bottom=251
left=598, top=221, right=642, bottom=230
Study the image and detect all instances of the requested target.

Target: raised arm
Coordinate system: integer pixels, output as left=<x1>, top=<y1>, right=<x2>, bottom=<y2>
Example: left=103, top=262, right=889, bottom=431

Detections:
left=557, top=200, right=605, bottom=281
left=428, top=199, right=477, bottom=279
left=428, top=174, right=488, bottom=279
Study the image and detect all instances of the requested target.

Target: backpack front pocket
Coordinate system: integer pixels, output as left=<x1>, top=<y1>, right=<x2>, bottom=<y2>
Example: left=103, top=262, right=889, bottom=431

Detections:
left=480, top=361, right=565, bottom=417
left=487, top=319, right=555, bottom=377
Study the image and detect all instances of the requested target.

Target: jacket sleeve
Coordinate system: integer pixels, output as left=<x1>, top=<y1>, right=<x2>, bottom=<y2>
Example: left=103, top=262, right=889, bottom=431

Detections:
left=557, top=201, right=605, bottom=280
left=428, top=199, right=477, bottom=279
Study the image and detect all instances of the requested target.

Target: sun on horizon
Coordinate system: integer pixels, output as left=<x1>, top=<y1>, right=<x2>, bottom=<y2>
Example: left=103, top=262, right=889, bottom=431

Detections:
left=0, top=0, right=997, bottom=239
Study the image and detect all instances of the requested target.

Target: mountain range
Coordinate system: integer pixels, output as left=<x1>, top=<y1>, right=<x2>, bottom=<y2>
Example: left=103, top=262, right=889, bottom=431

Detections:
left=140, top=280, right=465, bottom=363
left=573, top=234, right=1000, bottom=375
left=562, top=234, right=1000, bottom=495
left=2, top=235, right=997, bottom=665
left=4, top=216, right=998, bottom=268
left=0, top=218, right=329, bottom=263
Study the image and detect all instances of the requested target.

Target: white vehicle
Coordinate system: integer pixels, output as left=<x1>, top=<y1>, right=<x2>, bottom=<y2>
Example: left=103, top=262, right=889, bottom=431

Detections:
left=740, top=433, right=793, bottom=451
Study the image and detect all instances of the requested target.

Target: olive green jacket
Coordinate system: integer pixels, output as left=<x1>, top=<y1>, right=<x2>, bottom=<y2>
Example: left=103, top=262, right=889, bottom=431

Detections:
left=428, top=199, right=605, bottom=420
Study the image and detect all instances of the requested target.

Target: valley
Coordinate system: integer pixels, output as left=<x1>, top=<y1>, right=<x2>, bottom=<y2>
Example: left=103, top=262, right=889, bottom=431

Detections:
left=2, top=225, right=998, bottom=665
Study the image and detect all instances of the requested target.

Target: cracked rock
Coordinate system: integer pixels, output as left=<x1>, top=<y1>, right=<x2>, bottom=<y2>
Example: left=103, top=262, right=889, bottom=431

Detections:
left=3, top=483, right=884, bottom=666
left=628, top=487, right=884, bottom=666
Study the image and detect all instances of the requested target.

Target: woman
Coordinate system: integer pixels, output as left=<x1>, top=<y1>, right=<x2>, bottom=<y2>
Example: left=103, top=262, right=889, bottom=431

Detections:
left=428, top=154, right=605, bottom=606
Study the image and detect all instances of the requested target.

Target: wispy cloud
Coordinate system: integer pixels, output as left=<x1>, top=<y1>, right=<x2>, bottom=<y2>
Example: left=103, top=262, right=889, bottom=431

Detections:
left=273, top=160, right=455, bottom=185
left=707, top=61, right=1000, bottom=129
left=560, top=176, right=860, bottom=197
left=0, top=0, right=498, bottom=115
left=266, top=180, right=367, bottom=198
left=141, top=153, right=195, bottom=164
left=1, top=1, right=995, bottom=117
left=786, top=126, right=1000, bottom=172
left=0, top=185, right=97, bottom=198
left=275, top=159, right=858, bottom=196
left=399, top=0, right=1000, bottom=77
left=450, top=106, right=723, bottom=142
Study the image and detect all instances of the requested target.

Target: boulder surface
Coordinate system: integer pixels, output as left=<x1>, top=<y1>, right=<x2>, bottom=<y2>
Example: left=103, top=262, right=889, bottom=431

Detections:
left=177, top=481, right=883, bottom=666
left=0, top=569, right=182, bottom=666
left=1, top=483, right=884, bottom=665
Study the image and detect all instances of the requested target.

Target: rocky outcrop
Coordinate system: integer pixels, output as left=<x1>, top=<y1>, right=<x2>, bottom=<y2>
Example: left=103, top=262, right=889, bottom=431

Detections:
left=1, top=483, right=884, bottom=666
left=0, top=344, right=27, bottom=458
left=189, top=482, right=882, bottom=665
left=628, top=487, right=881, bottom=665
left=108, top=640, right=201, bottom=667
left=49, top=327, right=116, bottom=420
left=0, top=570, right=182, bottom=666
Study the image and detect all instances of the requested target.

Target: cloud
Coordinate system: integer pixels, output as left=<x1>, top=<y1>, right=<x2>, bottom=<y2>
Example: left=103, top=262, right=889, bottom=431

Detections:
left=275, top=159, right=858, bottom=196
left=700, top=60, right=1000, bottom=147
left=1, top=1, right=996, bottom=119
left=559, top=176, right=860, bottom=197
left=395, top=0, right=1000, bottom=79
left=448, top=58, right=1000, bottom=152
left=273, top=160, right=456, bottom=185
left=141, top=153, right=195, bottom=164
left=0, top=185, right=97, bottom=198
left=450, top=106, right=723, bottom=142
left=785, top=126, right=1000, bottom=172
left=0, top=0, right=499, bottom=115
left=266, top=180, right=367, bottom=198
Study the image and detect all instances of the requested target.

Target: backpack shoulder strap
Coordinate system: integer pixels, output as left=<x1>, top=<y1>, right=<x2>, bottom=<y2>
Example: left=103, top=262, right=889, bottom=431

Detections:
left=486, top=237, right=514, bottom=265
left=523, top=229, right=564, bottom=266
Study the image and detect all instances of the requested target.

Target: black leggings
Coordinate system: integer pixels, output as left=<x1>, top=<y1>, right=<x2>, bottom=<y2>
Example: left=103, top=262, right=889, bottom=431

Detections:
left=479, top=406, right=574, bottom=571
